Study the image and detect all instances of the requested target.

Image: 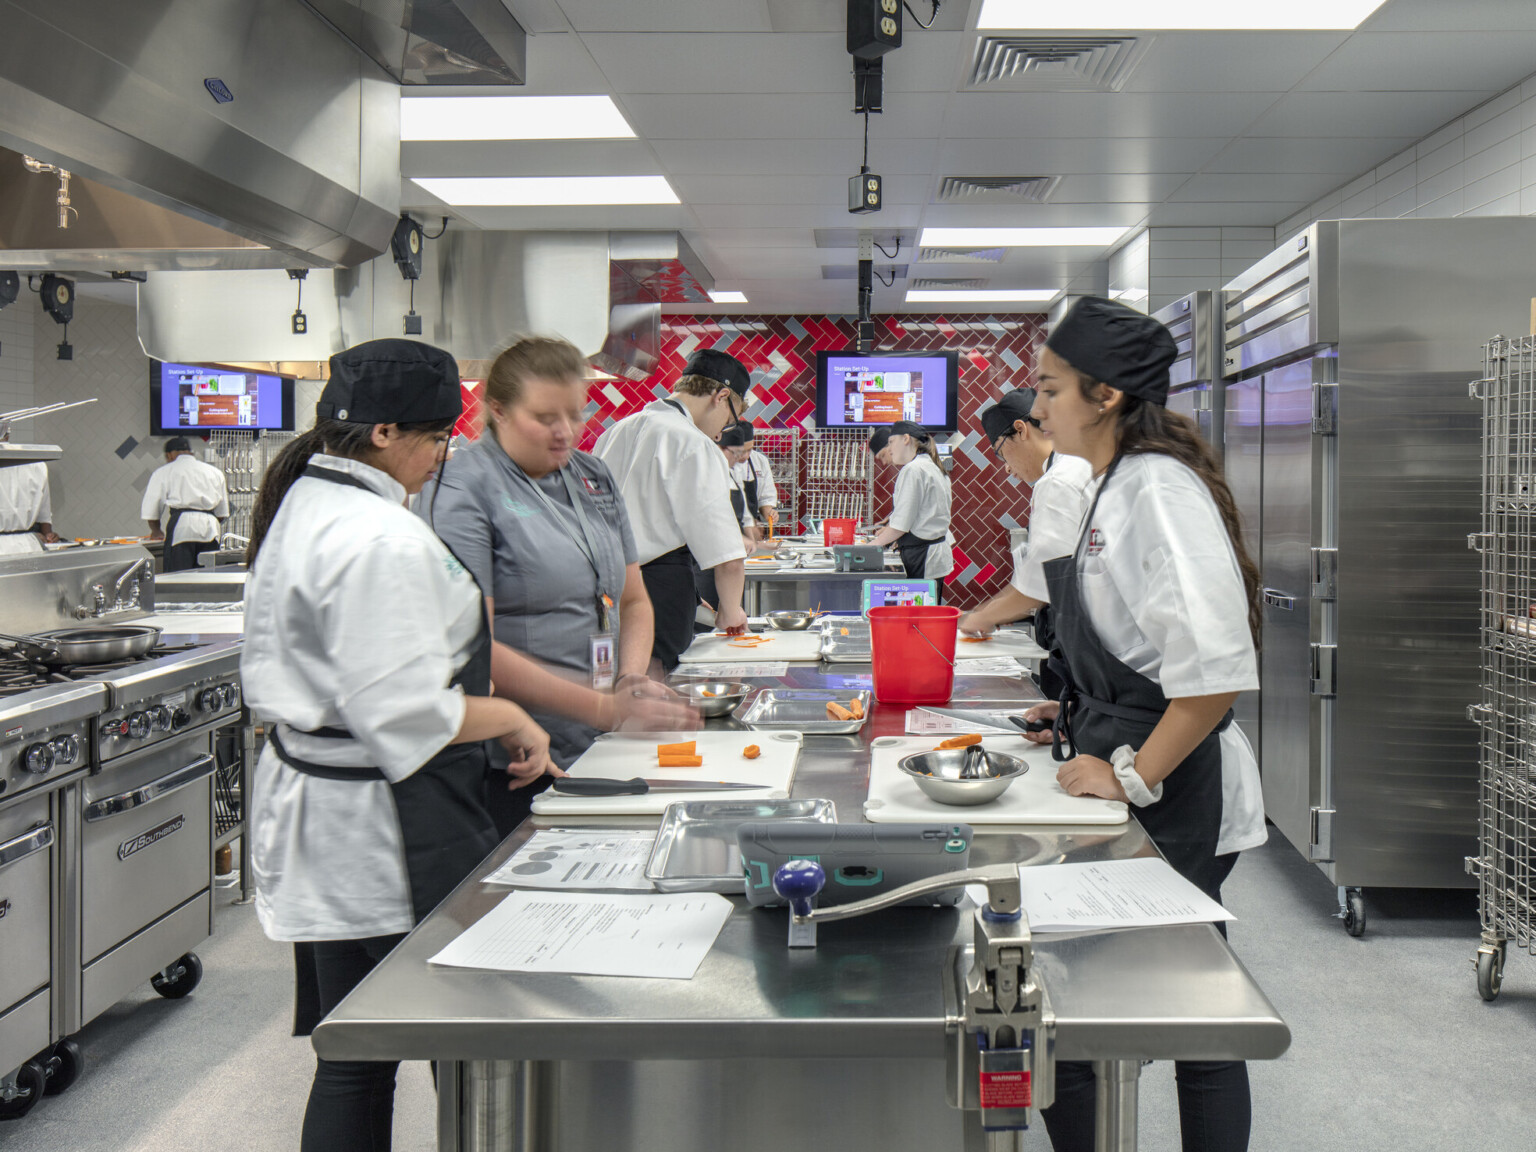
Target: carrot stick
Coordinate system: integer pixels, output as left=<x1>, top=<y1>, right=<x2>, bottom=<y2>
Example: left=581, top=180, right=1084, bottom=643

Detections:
left=826, top=701, right=854, bottom=721
left=936, top=734, right=983, bottom=750
left=848, top=698, right=864, bottom=719
left=658, top=755, right=704, bottom=768
left=658, top=741, right=696, bottom=756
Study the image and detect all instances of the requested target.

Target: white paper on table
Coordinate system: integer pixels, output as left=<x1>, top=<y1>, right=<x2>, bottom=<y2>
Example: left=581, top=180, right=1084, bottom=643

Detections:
left=904, top=707, right=1019, bottom=736
left=427, top=891, right=734, bottom=979
left=952, top=656, right=1025, bottom=677
left=671, top=661, right=789, bottom=678
left=482, top=830, right=656, bottom=891
left=1015, top=857, right=1235, bottom=933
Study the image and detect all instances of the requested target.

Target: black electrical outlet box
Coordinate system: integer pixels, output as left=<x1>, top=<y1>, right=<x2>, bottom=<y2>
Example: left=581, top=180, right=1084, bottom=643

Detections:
left=849, top=171, right=882, bottom=214
left=848, top=0, right=901, bottom=58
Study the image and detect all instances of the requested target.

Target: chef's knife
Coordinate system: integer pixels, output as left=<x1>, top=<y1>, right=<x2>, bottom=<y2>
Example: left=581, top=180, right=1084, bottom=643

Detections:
left=552, top=777, right=770, bottom=796
left=1009, top=716, right=1051, bottom=734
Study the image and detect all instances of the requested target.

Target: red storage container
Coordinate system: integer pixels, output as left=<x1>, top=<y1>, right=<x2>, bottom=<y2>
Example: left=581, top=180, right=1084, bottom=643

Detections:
left=823, top=518, right=857, bottom=545
left=869, top=605, right=960, bottom=705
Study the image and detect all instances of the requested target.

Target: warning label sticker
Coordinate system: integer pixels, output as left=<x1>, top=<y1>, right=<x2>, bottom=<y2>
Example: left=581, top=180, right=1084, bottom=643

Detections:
left=979, top=1070, right=1032, bottom=1109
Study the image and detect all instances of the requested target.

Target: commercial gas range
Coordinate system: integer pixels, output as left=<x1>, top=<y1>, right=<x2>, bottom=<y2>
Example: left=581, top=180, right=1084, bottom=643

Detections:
left=0, top=547, right=244, bottom=1120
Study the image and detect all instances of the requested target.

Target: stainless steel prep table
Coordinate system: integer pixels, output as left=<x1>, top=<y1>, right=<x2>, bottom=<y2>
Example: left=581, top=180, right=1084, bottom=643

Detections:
left=314, top=667, right=1289, bottom=1152
left=743, top=562, right=904, bottom=614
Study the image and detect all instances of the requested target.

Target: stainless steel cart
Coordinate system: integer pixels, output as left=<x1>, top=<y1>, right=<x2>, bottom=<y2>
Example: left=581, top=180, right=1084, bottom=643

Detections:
left=1467, top=334, right=1536, bottom=1000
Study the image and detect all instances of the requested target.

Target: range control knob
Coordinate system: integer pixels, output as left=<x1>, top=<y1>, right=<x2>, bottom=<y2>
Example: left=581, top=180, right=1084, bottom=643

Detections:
left=148, top=705, right=173, bottom=732
left=170, top=708, right=191, bottom=731
left=196, top=688, right=221, bottom=712
left=22, top=743, right=55, bottom=775
left=218, top=684, right=237, bottom=708
left=49, top=734, right=81, bottom=765
left=124, top=712, right=150, bottom=740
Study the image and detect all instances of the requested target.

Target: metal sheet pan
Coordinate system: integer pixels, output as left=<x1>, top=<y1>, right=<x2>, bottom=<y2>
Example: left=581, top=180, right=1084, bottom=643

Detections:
left=645, top=798, right=837, bottom=893
left=819, top=619, right=871, bottom=663
left=732, top=688, right=872, bottom=734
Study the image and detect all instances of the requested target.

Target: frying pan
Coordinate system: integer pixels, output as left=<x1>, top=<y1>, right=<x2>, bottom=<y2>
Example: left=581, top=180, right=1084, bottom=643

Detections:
left=0, top=625, right=163, bottom=666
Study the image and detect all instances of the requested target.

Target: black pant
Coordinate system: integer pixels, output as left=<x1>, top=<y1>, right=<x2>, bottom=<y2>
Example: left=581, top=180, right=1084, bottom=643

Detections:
left=164, top=538, right=216, bottom=571
left=1041, top=853, right=1248, bottom=1152
left=301, top=934, right=407, bottom=1152
left=641, top=548, right=699, bottom=672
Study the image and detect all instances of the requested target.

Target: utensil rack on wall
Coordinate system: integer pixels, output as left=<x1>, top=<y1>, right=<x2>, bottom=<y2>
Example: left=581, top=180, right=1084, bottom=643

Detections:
left=754, top=429, right=798, bottom=538
left=798, top=430, right=872, bottom=531
left=207, top=431, right=300, bottom=542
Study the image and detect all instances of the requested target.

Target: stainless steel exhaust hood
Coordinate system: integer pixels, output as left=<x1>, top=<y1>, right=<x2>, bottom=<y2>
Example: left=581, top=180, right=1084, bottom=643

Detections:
left=0, top=0, right=401, bottom=269
left=302, top=0, right=528, bottom=85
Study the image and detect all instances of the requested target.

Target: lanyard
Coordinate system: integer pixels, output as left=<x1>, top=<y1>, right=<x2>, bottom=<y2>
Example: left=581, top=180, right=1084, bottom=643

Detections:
left=1071, top=454, right=1123, bottom=565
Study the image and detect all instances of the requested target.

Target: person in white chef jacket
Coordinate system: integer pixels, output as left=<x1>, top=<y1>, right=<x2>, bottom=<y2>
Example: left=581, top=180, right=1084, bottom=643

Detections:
left=593, top=348, right=753, bottom=671
left=241, top=339, right=556, bottom=1152
left=731, top=424, right=778, bottom=533
left=956, top=389, right=1094, bottom=637
left=0, top=461, right=57, bottom=556
left=1017, top=297, right=1265, bottom=1152
left=866, top=421, right=955, bottom=595
left=142, top=436, right=230, bottom=570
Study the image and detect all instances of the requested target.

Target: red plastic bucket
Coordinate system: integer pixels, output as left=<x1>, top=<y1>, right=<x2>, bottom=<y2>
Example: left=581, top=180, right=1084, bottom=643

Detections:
left=869, top=605, right=960, bottom=705
left=823, top=518, right=857, bottom=545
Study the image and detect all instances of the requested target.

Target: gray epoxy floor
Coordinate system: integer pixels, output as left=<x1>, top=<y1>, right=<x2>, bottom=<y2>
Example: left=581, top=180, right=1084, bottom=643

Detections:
left=2, top=832, right=1532, bottom=1152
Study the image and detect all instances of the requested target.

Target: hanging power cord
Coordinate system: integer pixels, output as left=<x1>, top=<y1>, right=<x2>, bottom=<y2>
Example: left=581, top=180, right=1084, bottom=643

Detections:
left=863, top=108, right=871, bottom=170
left=422, top=216, right=449, bottom=240
left=873, top=236, right=901, bottom=259
left=904, top=0, right=940, bottom=29
left=873, top=267, right=897, bottom=287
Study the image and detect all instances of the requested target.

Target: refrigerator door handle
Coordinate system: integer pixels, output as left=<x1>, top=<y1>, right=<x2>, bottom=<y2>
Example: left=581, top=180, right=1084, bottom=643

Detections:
left=1262, top=588, right=1297, bottom=610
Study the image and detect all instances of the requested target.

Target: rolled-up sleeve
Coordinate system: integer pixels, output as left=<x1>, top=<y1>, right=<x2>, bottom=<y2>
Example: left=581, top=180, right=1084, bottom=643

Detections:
left=321, top=536, right=470, bottom=781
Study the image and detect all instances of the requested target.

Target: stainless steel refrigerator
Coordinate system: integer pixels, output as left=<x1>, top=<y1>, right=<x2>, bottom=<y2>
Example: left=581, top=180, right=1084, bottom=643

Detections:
left=1221, top=217, right=1536, bottom=935
left=1155, top=290, right=1225, bottom=461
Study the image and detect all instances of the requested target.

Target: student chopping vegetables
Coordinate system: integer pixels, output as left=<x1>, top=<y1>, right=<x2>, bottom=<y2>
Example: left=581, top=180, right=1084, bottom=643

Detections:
left=866, top=420, right=955, bottom=589
left=1019, top=297, right=1265, bottom=1152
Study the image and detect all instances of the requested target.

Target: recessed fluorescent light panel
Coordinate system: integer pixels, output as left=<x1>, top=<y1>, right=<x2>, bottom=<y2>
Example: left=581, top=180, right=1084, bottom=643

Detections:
left=400, top=95, right=636, bottom=141
left=977, top=0, right=1386, bottom=30
left=919, top=227, right=1131, bottom=248
left=905, top=289, right=1059, bottom=303
left=410, top=176, right=680, bottom=207
left=709, top=290, right=749, bottom=303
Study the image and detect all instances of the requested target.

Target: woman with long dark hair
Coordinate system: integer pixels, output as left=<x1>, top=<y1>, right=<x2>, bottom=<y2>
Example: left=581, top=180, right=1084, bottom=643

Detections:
left=241, top=340, right=555, bottom=1152
left=1020, top=298, right=1265, bottom=1152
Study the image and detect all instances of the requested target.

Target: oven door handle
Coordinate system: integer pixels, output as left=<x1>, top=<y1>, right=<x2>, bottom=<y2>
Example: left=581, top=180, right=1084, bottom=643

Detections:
left=84, top=755, right=216, bottom=823
left=0, top=823, right=53, bottom=869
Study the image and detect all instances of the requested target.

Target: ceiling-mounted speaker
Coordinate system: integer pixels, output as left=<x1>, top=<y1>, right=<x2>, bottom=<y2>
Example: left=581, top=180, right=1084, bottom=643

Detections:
left=40, top=274, right=73, bottom=325
left=848, top=0, right=901, bottom=58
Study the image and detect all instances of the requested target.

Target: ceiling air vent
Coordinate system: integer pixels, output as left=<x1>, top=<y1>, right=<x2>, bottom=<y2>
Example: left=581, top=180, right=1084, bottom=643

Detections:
left=936, top=175, right=1060, bottom=204
left=822, top=264, right=910, bottom=280
left=909, top=277, right=988, bottom=290
left=916, top=247, right=1006, bottom=264
left=968, top=36, right=1146, bottom=92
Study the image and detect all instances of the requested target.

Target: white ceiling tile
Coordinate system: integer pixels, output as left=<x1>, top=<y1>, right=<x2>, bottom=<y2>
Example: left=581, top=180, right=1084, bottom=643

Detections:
left=1243, top=90, right=1499, bottom=137
left=1359, top=0, right=1536, bottom=32
left=651, top=138, right=941, bottom=174
left=692, top=203, right=924, bottom=229
left=1147, top=202, right=1308, bottom=226
left=671, top=172, right=929, bottom=205
left=1046, top=173, right=1192, bottom=202
left=1115, top=32, right=1347, bottom=92
left=918, top=203, right=1151, bottom=227
left=624, top=93, right=947, bottom=140
left=1201, top=136, right=1418, bottom=173
left=446, top=205, right=696, bottom=229
left=555, top=0, right=772, bottom=33
left=1166, top=172, right=1357, bottom=202
left=401, top=140, right=663, bottom=179
left=942, top=92, right=1282, bottom=139
left=1293, top=32, right=1536, bottom=92
left=935, top=136, right=1227, bottom=174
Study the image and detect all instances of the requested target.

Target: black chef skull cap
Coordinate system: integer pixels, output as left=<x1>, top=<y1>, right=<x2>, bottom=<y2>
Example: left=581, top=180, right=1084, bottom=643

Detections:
left=980, top=390, right=1039, bottom=447
left=682, top=348, right=751, bottom=399
left=1046, top=296, right=1177, bottom=406
left=164, top=436, right=192, bottom=454
left=318, top=338, right=462, bottom=425
left=718, top=422, right=750, bottom=448
left=889, top=420, right=931, bottom=441
left=867, top=425, right=892, bottom=454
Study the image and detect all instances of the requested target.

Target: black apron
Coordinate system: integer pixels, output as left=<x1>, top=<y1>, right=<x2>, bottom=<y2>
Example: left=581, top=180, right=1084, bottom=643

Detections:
left=895, top=530, right=942, bottom=579
left=273, top=464, right=499, bottom=1034
left=741, top=468, right=761, bottom=524
left=1041, top=455, right=1230, bottom=902
left=163, top=506, right=215, bottom=572
left=642, top=545, right=699, bottom=672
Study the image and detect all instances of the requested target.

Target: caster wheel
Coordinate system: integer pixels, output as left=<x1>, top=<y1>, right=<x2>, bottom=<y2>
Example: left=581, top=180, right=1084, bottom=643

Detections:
left=42, top=1038, right=82, bottom=1096
left=151, top=952, right=203, bottom=999
left=1477, top=946, right=1505, bottom=1002
left=1344, top=891, right=1366, bottom=937
left=0, top=1061, right=46, bottom=1121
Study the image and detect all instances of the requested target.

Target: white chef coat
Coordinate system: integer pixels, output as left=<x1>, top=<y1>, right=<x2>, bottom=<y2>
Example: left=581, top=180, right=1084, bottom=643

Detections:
left=1073, top=452, right=1265, bottom=855
left=593, top=398, right=748, bottom=570
left=0, top=463, right=51, bottom=556
left=889, top=454, right=954, bottom=579
left=242, top=454, right=485, bottom=942
left=141, top=453, right=230, bottom=546
left=731, top=449, right=778, bottom=508
left=1011, top=453, right=1095, bottom=600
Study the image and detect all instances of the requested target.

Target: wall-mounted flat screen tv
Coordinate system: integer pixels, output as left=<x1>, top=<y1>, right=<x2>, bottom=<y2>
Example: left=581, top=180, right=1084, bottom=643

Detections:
left=814, top=350, right=959, bottom=431
left=149, top=360, right=296, bottom=435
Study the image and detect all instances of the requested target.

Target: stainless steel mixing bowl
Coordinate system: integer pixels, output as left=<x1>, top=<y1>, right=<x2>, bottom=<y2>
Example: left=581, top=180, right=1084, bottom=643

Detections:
left=897, top=745, right=1029, bottom=806
left=764, top=610, right=816, bottom=630
left=674, top=681, right=755, bottom=718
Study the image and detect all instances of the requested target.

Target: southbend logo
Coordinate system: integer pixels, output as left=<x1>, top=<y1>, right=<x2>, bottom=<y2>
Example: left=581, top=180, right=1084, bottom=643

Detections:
left=119, top=814, right=185, bottom=861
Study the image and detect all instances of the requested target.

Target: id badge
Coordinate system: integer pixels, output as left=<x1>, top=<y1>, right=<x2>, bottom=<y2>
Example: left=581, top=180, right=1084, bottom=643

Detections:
left=590, top=632, right=615, bottom=690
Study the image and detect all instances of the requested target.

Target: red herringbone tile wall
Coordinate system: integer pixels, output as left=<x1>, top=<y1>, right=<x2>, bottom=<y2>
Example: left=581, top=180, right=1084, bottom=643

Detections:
left=577, top=313, right=1047, bottom=611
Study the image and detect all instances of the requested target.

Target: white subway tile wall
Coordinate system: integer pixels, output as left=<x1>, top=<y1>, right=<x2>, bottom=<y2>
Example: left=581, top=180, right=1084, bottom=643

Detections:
left=0, top=302, right=35, bottom=415
left=1278, top=65, right=1536, bottom=243
left=1147, top=226, right=1276, bottom=314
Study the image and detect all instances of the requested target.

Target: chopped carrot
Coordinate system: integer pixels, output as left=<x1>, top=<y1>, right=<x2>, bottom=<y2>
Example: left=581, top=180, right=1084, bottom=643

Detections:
left=743, top=744, right=761, bottom=760
left=826, top=701, right=854, bottom=721
left=848, top=698, right=864, bottom=719
left=658, top=755, right=704, bottom=768
left=959, top=636, right=991, bottom=643
left=658, top=741, right=697, bottom=756
left=700, top=689, right=718, bottom=697
left=839, top=627, right=849, bottom=636
left=936, top=734, right=983, bottom=750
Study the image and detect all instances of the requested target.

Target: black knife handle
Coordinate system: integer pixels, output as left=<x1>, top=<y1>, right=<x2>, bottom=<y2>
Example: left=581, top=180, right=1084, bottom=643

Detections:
left=1010, top=716, right=1050, bottom=734
left=551, top=776, right=647, bottom=796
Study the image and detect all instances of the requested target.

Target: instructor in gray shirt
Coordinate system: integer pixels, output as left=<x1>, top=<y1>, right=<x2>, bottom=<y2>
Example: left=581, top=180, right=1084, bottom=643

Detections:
left=424, top=336, right=694, bottom=832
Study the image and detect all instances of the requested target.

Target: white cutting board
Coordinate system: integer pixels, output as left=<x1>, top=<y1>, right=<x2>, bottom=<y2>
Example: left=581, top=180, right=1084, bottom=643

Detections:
left=532, top=730, right=803, bottom=816
left=678, top=630, right=824, bottom=663
left=955, top=630, right=1047, bottom=662
left=863, top=736, right=1127, bottom=826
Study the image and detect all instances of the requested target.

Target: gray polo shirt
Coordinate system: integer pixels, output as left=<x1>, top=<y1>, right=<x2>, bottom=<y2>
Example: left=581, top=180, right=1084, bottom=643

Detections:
left=421, top=436, right=638, bottom=766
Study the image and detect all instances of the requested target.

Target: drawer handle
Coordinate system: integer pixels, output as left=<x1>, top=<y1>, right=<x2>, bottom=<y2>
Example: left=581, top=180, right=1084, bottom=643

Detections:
left=1262, top=589, right=1296, bottom=611
left=84, top=755, right=214, bottom=823
left=0, top=823, right=53, bottom=869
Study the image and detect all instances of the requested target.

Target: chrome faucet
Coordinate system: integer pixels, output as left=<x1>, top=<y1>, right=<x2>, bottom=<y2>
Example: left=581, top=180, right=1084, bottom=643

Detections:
left=112, top=559, right=151, bottom=612
left=76, top=584, right=107, bottom=619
